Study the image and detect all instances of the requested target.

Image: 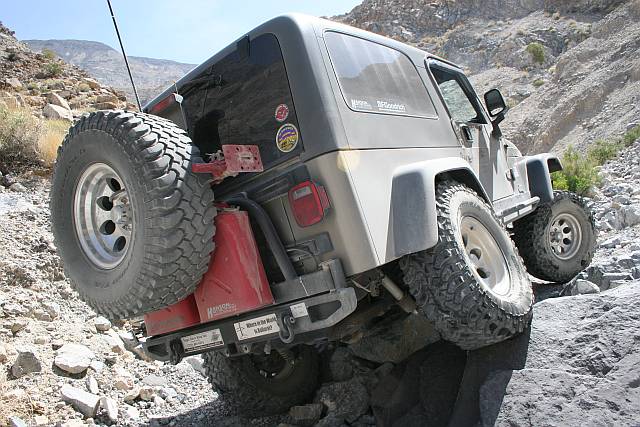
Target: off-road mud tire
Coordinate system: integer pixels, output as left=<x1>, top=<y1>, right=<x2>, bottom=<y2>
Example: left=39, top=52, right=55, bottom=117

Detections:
left=399, top=180, right=533, bottom=350
left=51, top=110, right=216, bottom=319
left=512, top=191, right=596, bottom=283
left=202, top=346, right=319, bottom=416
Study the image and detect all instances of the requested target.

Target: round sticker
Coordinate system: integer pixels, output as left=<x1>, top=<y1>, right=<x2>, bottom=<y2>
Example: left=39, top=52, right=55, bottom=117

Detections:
left=274, top=104, right=289, bottom=122
left=275, top=123, right=299, bottom=153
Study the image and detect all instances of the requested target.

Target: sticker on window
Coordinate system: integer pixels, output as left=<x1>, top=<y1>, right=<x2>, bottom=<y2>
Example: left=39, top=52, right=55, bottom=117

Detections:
left=376, top=100, right=406, bottom=113
left=181, top=329, right=224, bottom=352
left=350, top=99, right=372, bottom=110
left=234, top=314, right=281, bottom=340
left=274, top=103, right=289, bottom=122
left=275, top=123, right=299, bottom=153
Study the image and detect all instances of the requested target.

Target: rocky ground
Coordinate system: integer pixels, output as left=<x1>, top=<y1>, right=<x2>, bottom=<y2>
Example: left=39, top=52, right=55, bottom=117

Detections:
left=1, top=137, right=639, bottom=426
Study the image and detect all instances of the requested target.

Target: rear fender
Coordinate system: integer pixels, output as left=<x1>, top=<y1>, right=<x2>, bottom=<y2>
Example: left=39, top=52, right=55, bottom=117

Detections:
left=389, top=157, right=487, bottom=258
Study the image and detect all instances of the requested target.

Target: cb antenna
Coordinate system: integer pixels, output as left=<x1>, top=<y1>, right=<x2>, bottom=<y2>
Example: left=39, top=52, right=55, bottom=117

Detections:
left=106, top=0, right=142, bottom=111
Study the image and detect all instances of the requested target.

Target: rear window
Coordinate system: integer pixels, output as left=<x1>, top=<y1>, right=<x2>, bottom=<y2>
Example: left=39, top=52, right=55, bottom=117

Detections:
left=325, top=32, right=435, bottom=118
left=180, top=33, right=301, bottom=172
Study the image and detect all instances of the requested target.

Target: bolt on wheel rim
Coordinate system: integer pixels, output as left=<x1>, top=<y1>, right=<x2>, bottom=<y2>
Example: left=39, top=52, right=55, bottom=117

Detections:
left=73, top=163, right=133, bottom=269
left=548, top=212, right=582, bottom=260
left=459, top=215, right=511, bottom=296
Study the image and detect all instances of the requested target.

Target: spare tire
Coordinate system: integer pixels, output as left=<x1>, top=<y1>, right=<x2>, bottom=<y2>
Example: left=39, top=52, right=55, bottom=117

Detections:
left=51, top=110, right=216, bottom=319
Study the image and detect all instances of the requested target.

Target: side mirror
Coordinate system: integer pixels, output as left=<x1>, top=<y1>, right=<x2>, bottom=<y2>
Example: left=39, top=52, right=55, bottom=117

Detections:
left=484, top=89, right=507, bottom=117
left=484, top=89, right=509, bottom=137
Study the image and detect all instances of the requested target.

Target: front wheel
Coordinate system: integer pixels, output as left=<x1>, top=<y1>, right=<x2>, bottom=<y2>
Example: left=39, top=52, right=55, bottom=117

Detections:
left=202, top=345, right=319, bottom=415
left=400, top=180, right=533, bottom=350
left=512, top=191, right=596, bottom=283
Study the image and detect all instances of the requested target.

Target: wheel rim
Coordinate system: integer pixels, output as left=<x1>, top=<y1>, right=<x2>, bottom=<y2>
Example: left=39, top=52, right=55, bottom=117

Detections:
left=73, top=163, right=133, bottom=270
left=251, top=350, right=296, bottom=380
left=548, top=212, right=582, bottom=260
left=459, top=215, right=511, bottom=296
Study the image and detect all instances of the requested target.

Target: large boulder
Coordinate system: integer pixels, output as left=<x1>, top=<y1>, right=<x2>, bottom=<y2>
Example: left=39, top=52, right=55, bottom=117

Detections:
left=466, top=282, right=640, bottom=425
left=54, top=343, right=95, bottom=374
left=43, top=103, right=72, bottom=121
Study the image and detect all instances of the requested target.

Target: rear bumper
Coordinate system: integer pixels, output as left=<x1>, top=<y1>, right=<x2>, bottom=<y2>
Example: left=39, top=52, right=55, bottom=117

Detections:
left=143, top=259, right=356, bottom=363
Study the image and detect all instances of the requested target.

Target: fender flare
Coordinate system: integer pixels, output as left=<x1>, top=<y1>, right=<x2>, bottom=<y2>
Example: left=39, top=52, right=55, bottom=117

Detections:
left=389, top=157, right=488, bottom=258
left=519, top=153, right=562, bottom=204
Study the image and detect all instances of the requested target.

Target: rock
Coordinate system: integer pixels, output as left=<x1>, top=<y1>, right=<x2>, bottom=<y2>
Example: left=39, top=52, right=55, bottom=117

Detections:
left=46, top=92, right=71, bottom=110
left=329, top=347, right=354, bottom=381
left=82, top=78, right=100, bottom=90
left=118, top=330, right=153, bottom=361
left=139, top=385, right=156, bottom=401
left=10, top=318, right=29, bottom=333
left=103, top=331, right=126, bottom=353
left=95, top=94, right=119, bottom=104
left=621, top=205, right=640, bottom=228
left=123, top=387, right=140, bottom=402
left=42, top=301, right=60, bottom=319
left=153, top=395, right=165, bottom=407
left=6, top=77, right=22, bottom=89
left=0, top=343, right=7, bottom=363
left=60, top=384, right=101, bottom=417
left=8, top=416, right=27, bottom=427
left=92, top=101, right=119, bottom=110
left=474, top=283, right=640, bottom=425
left=33, top=415, right=49, bottom=426
left=600, top=235, right=621, bottom=249
left=143, top=373, right=167, bottom=387
left=122, top=404, right=140, bottom=420
left=288, top=403, right=325, bottom=426
left=182, top=355, right=205, bottom=375
left=89, top=359, right=105, bottom=372
left=11, top=349, right=42, bottom=378
left=314, top=378, right=369, bottom=423
left=55, top=343, right=95, bottom=374
left=86, top=375, right=99, bottom=394
left=93, top=316, right=111, bottom=332
left=43, top=103, right=73, bottom=121
left=158, top=386, right=177, bottom=400
left=565, top=279, right=600, bottom=296
left=100, top=396, right=119, bottom=422
left=349, top=314, right=440, bottom=364
left=8, top=183, right=27, bottom=193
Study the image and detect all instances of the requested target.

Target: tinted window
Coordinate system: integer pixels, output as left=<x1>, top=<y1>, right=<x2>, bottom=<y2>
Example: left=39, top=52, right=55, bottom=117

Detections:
left=325, top=32, right=435, bottom=117
left=180, top=34, right=301, bottom=171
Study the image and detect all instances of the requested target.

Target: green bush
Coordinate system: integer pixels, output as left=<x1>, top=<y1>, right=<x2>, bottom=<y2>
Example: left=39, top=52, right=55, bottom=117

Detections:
left=526, top=42, right=545, bottom=64
left=587, top=138, right=623, bottom=164
left=42, top=48, right=56, bottom=60
left=622, top=125, right=640, bottom=147
left=551, top=146, right=600, bottom=195
left=44, top=62, right=63, bottom=77
left=532, top=78, right=545, bottom=87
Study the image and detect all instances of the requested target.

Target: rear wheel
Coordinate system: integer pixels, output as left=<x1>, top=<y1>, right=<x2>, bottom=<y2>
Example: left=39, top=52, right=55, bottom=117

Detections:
left=400, top=180, right=533, bottom=350
left=202, top=346, right=319, bottom=415
left=513, top=191, right=596, bottom=283
left=51, top=110, right=216, bottom=319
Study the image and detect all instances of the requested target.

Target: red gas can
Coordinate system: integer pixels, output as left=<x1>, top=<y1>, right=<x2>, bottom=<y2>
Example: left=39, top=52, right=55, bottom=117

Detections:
left=194, top=209, right=274, bottom=322
left=143, top=209, right=274, bottom=336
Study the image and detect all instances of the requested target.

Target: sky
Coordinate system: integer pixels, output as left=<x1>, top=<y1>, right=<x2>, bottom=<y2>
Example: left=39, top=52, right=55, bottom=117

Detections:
left=2, top=0, right=362, bottom=64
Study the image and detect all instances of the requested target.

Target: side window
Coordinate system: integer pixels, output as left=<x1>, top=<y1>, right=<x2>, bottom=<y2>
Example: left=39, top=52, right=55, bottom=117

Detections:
left=430, top=65, right=486, bottom=124
left=180, top=34, right=301, bottom=172
left=325, top=32, right=436, bottom=118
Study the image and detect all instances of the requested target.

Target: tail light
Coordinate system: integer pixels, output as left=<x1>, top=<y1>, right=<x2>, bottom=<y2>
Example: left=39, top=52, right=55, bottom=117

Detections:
left=288, top=181, right=330, bottom=227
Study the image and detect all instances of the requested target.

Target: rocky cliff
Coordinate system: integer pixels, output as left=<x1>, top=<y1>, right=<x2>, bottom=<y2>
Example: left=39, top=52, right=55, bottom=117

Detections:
left=334, top=0, right=640, bottom=154
left=24, top=39, right=195, bottom=106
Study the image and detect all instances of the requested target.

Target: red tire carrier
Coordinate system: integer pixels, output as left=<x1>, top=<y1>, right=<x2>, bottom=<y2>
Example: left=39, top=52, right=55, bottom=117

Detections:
left=142, top=145, right=356, bottom=363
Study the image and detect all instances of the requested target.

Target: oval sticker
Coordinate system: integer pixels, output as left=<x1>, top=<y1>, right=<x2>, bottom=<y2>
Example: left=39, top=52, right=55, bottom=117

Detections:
left=274, top=104, right=289, bottom=122
left=275, top=123, right=299, bottom=153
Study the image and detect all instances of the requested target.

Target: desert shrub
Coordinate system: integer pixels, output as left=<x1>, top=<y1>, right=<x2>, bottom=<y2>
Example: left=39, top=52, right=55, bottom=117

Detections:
left=6, top=52, right=18, bottom=62
left=44, top=62, right=63, bottom=77
left=0, top=107, right=43, bottom=169
left=587, top=138, right=623, bottom=164
left=622, top=125, right=640, bottom=147
left=532, top=78, right=545, bottom=87
left=38, top=119, right=68, bottom=166
left=526, top=42, right=545, bottom=64
left=77, top=82, right=91, bottom=92
left=42, top=48, right=56, bottom=60
left=551, top=146, right=600, bottom=195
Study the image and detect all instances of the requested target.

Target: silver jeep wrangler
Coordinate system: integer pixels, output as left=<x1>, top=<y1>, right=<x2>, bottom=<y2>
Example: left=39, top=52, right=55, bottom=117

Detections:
left=51, top=13, right=596, bottom=415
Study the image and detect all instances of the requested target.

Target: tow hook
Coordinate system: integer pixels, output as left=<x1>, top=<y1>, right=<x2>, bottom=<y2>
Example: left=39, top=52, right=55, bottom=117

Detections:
left=277, top=313, right=296, bottom=344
